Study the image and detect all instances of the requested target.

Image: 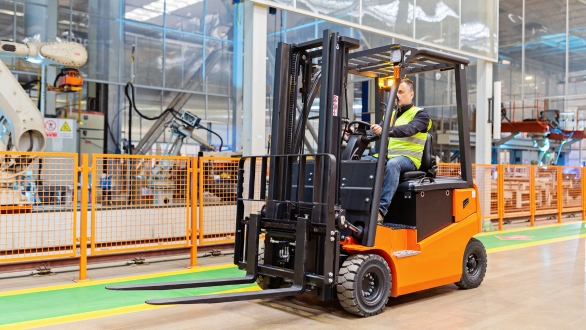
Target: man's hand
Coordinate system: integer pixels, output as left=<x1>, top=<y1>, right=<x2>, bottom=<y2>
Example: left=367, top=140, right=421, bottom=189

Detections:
left=371, top=124, right=382, bottom=135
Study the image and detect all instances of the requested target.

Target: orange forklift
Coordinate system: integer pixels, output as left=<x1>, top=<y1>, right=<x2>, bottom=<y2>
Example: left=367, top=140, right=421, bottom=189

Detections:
left=108, top=30, right=487, bottom=317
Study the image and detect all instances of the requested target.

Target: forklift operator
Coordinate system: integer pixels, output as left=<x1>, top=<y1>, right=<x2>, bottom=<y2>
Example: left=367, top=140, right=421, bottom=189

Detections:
left=367, top=79, right=431, bottom=220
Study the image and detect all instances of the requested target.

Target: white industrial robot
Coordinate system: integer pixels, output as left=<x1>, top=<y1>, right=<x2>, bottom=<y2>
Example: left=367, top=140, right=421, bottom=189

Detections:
left=0, top=40, right=87, bottom=207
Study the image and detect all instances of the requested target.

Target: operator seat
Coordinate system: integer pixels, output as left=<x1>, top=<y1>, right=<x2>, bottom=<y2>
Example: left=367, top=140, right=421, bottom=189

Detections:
left=399, top=133, right=437, bottom=182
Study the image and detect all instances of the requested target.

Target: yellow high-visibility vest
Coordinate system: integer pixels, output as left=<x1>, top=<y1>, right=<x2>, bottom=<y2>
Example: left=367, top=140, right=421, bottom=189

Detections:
left=385, top=106, right=432, bottom=169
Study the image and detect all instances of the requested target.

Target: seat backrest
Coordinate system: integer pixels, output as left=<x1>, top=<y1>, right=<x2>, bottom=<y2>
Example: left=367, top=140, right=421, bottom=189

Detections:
left=419, top=133, right=434, bottom=173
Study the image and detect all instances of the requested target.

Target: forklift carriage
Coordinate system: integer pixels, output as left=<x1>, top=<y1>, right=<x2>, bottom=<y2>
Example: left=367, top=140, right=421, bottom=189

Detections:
left=108, top=30, right=487, bottom=317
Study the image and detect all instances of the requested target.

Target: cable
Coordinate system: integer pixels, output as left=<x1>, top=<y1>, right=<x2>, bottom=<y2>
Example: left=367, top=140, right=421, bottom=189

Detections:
left=105, top=106, right=128, bottom=151
left=198, top=125, right=223, bottom=151
left=125, top=82, right=180, bottom=121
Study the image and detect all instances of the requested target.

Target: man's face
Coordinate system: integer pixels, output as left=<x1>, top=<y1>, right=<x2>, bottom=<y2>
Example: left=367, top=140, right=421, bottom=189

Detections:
left=397, top=82, right=414, bottom=106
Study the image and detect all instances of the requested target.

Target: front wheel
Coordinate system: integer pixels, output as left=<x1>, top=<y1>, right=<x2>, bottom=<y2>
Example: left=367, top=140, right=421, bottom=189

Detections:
left=455, top=238, right=487, bottom=289
left=337, top=254, right=391, bottom=317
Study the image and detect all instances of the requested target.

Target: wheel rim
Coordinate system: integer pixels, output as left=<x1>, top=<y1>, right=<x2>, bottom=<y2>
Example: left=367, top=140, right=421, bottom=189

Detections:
left=465, top=252, right=481, bottom=276
left=361, top=268, right=384, bottom=305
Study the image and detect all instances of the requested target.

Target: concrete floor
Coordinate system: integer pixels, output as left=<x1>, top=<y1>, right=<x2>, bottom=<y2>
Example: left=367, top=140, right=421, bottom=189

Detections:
left=36, top=237, right=586, bottom=330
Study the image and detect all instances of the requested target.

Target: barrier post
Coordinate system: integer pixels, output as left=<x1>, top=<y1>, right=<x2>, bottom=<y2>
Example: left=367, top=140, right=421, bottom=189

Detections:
left=557, top=166, right=563, bottom=223
left=189, top=157, right=198, bottom=268
left=76, top=154, right=90, bottom=282
left=582, top=167, right=586, bottom=221
left=198, top=157, right=205, bottom=244
left=529, top=166, right=535, bottom=227
left=498, top=164, right=504, bottom=230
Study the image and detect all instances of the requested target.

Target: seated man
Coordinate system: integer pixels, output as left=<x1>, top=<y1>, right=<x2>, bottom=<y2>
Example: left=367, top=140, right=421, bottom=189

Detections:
left=367, top=78, right=431, bottom=220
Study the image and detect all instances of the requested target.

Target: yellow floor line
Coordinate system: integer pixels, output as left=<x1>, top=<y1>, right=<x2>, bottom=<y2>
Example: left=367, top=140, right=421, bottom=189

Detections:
left=486, top=233, right=586, bottom=254
left=475, top=221, right=585, bottom=237
left=0, top=286, right=261, bottom=330
left=0, top=264, right=234, bottom=298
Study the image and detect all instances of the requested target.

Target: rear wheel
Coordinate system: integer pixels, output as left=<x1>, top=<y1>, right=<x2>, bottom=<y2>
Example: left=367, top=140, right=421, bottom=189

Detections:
left=455, top=238, right=487, bottom=289
left=337, top=254, right=391, bottom=317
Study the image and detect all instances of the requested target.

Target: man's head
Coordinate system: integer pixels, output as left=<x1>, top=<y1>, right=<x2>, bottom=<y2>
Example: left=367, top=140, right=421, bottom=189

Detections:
left=397, top=78, right=414, bottom=106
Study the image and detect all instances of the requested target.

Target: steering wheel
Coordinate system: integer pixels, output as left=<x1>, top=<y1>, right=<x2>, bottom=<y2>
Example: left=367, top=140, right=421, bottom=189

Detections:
left=346, top=120, right=372, bottom=135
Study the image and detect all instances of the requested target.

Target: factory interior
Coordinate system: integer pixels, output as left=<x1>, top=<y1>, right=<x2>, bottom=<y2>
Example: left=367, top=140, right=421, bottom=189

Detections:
left=1, top=0, right=586, bottom=329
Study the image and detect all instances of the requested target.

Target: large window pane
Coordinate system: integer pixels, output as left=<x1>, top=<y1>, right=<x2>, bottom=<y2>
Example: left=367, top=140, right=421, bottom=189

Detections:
left=124, top=0, right=164, bottom=26
left=414, top=0, right=459, bottom=49
left=165, top=1, right=205, bottom=35
left=164, top=36, right=204, bottom=91
left=205, top=45, right=232, bottom=95
left=296, top=0, right=360, bottom=25
left=361, top=0, right=413, bottom=39
left=495, top=0, right=522, bottom=120
left=207, top=95, right=230, bottom=149
left=0, top=0, right=16, bottom=40
left=122, top=23, right=164, bottom=87
left=524, top=0, right=566, bottom=99
left=204, top=0, right=233, bottom=39
left=460, top=0, right=497, bottom=58
left=568, top=0, right=586, bottom=96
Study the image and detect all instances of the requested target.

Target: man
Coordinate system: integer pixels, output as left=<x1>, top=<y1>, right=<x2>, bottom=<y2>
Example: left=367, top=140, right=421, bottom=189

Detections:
left=368, top=78, right=431, bottom=220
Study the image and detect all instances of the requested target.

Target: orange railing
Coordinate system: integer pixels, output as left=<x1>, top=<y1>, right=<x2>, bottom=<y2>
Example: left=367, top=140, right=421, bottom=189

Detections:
left=2, top=151, right=586, bottom=279
left=439, top=163, right=586, bottom=230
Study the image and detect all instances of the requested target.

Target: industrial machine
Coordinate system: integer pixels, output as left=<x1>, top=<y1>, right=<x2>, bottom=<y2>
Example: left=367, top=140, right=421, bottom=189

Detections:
left=0, top=41, right=87, bottom=207
left=108, top=31, right=487, bottom=317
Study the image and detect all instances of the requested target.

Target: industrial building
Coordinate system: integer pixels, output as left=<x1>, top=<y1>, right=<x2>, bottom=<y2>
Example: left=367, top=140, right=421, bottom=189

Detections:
left=0, top=0, right=585, bottom=328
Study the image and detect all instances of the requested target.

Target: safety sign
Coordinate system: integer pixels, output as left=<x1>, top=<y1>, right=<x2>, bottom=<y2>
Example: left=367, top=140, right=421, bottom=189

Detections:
left=44, top=119, right=74, bottom=139
left=59, top=119, right=73, bottom=139
left=44, top=119, right=57, bottom=138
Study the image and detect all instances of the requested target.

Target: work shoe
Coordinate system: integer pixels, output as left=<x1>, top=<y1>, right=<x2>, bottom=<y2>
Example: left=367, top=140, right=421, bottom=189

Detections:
left=377, top=211, right=385, bottom=222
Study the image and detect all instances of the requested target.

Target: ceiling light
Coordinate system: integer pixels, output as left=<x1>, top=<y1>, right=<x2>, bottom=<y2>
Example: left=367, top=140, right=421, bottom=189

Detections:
left=0, top=9, right=23, bottom=17
left=502, top=60, right=510, bottom=65
left=525, top=76, right=533, bottom=80
left=125, top=0, right=203, bottom=22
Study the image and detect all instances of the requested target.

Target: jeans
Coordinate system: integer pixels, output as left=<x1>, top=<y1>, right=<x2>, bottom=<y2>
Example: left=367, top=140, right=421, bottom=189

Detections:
left=362, top=155, right=416, bottom=216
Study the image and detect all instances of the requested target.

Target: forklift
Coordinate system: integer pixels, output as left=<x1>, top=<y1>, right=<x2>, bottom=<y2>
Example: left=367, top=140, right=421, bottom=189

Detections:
left=107, top=30, right=487, bottom=317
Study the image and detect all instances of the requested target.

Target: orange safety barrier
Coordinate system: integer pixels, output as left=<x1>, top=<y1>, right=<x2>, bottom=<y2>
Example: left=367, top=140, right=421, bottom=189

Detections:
left=472, top=164, right=499, bottom=224
left=198, top=156, right=240, bottom=245
left=89, top=154, right=192, bottom=255
left=0, top=151, right=78, bottom=263
left=4, top=150, right=586, bottom=278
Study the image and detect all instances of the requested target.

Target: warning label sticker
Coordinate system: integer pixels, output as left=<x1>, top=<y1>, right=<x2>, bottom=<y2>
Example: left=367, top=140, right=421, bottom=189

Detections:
left=332, top=95, right=339, bottom=117
left=45, top=119, right=74, bottom=139
left=58, top=119, right=73, bottom=139
left=60, top=121, right=71, bottom=132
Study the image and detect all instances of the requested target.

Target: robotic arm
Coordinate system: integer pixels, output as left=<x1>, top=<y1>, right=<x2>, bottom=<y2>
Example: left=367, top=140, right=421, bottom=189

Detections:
left=0, top=40, right=88, bottom=153
left=0, top=41, right=87, bottom=205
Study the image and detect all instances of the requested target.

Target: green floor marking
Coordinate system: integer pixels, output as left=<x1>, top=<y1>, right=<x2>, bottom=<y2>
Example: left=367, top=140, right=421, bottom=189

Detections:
left=476, top=222, right=586, bottom=250
left=3, top=223, right=586, bottom=326
left=0, top=267, right=252, bottom=325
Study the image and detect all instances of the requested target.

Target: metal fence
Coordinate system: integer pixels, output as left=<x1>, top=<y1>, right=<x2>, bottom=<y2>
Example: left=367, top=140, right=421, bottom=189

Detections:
left=90, top=154, right=191, bottom=255
left=0, top=152, right=78, bottom=262
left=198, top=156, right=240, bottom=245
left=438, top=163, right=586, bottom=230
left=2, top=152, right=586, bottom=278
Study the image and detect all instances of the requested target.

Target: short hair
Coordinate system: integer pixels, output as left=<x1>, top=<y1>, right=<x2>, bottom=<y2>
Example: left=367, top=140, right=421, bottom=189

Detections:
left=400, top=78, right=414, bottom=93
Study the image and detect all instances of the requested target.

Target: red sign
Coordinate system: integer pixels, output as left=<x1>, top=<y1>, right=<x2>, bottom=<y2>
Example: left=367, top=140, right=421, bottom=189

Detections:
left=495, top=235, right=534, bottom=241
left=46, top=132, right=57, bottom=138
left=45, top=120, right=57, bottom=131
left=332, top=95, right=339, bottom=117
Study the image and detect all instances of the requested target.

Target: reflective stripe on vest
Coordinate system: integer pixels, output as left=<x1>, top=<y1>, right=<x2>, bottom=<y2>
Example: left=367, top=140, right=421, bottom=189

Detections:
left=387, top=106, right=432, bottom=169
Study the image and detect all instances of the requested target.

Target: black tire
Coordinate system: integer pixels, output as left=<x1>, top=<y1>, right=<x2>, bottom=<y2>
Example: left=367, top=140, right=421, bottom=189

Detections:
left=455, top=238, right=487, bottom=289
left=337, top=254, right=391, bottom=317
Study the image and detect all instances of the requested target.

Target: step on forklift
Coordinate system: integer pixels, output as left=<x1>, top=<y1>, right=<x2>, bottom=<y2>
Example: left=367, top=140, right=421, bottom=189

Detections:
left=107, top=30, right=487, bottom=317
